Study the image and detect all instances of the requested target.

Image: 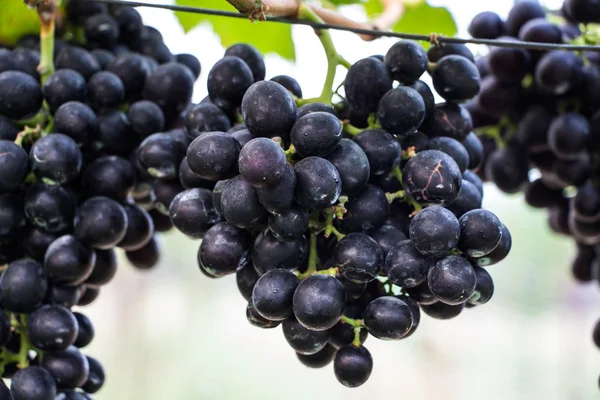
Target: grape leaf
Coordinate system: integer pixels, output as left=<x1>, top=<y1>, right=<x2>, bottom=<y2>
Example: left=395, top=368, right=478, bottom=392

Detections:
left=364, top=0, right=457, bottom=49
left=174, top=0, right=295, bottom=61
left=0, top=0, right=41, bottom=46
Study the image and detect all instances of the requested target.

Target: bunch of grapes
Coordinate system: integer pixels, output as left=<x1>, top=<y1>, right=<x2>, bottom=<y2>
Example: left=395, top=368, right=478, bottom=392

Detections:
left=466, top=0, right=600, bottom=388
left=0, top=0, right=202, bottom=398
left=169, top=23, right=512, bottom=388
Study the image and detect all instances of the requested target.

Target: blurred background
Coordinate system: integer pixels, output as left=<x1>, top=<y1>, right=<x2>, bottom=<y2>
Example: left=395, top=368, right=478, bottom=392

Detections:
left=81, top=0, right=600, bottom=399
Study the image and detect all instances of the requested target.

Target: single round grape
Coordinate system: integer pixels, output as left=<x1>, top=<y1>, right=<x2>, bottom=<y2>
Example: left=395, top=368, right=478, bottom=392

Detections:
left=566, top=0, right=600, bottom=23
left=45, top=284, right=84, bottom=309
left=420, top=301, right=465, bottom=320
left=176, top=53, right=201, bottom=79
left=468, top=11, right=507, bottom=39
left=198, top=222, right=252, bottom=277
left=125, top=236, right=160, bottom=270
left=10, top=366, right=57, bottom=400
left=0, top=259, right=48, bottom=313
left=462, top=132, right=484, bottom=170
left=91, top=49, right=116, bottom=70
left=384, top=40, right=427, bottom=84
left=344, top=57, right=392, bottom=112
left=81, top=355, right=104, bottom=393
left=427, top=136, right=470, bottom=173
left=87, top=71, right=125, bottom=111
left=432, top=55, right=481, bottom=102
left=0, top=140, right=28, bottom=194
left=207, top=56, right=253, bottom=110
left=290, top=112, right=342, bottom=158
left=224, top=43, right=265, bottom=81
left=282, top=316, right=329, bottom=355
left=118, top=204, right=154, bottom=251
left=535, top=51, right=582, bottom=95
left=241, top=80, right=297, bottom=138
left=458, top=209, right=503, bottom=258
left=446, top=180, right=483, bottom=219
left=77, top=285, right=100, bottom=306
left=296, top=344, right=336, bottom=368
left=410, top=206, right=460, bottom=257
left=44, top=235, right=96, bottom=286
left=335, top=233, right=384, bottom=283
left=518, top=18, right=562, bottom=44
left=294, top=157, right=341, bottom=210
left=548, top=112, right=590, bottom=160
left=236, top=262, right=259, bottom=301
left=487, top=41, right=531, bottom=84
left=179, top=157, right=215, bottom=190
left=293, top=274, right=346, bottom=331
left=468, top=266, right=494, bottom=306
left=341, top=184, right=389, bottom=233
left=408, top=80, right=435, bottom=118
left=334, top=345, right=373, bottom=388
left=364, top=296, right=413, bottom=340
left=53, top=101, right=98, bottom=144
left=270, top=75, right=302, bottom=98
left=252, top=269, right=299, bottom=321
left=143, top=62, right=194, bottom=119
left=220, top=175, right=267, bottom=228
left=96, top=110, right=138, bottom=156
left=384, top=240, right=434, bottom=288
left=428, top=43, right=474, bottom=63
left=485, top=146, right=529, bottom=194
left=505, top=0, right=545, bottom=36
left=169, top=188, right=219, bottom=238
left=470, top=223, right=511, bottom=267
left=377, top=87, right=426, bottom=137
left=85, top=248, right=117, bottom=287
left=30, top=134, right=82, bottom=185
left=80, top=155, right=136, bottom=202
left=184, top=103, right=231, bottom=140
left=138, top=132, right=185, bottom=179
left=43, top=69, right=87, bottom=112
left=84, top=13, right=120, bottom=48
left=246, top=300, right=280, bottom=329
left=0, top=70, right=43, bottom=119
left=239, top=138, right=287, bottom=187
left=252, top=229, right=307, bottom=275
left=354, top=129, right=401, bottom=175
left=402, top=149, right=463, bottom=205
left=428, top=255, right=477, bottom=305
left=74, top=196, right=128, bottom=249
left=186, top=131, right=241, bottom=181
left=256, top=163, right=296, bottom=214
left=40, top=345, right=89, bottom=390
left=326, top=138, right=370, bottom=197
left=268, top=205, right=309, bottom=242
left=369, top=224, right=408, bottom=256
left=106, top=54, right=151, bottom=101
left=27, top=304, right=78, bottom=351
left=128, top=100, right=165, bottom=139
left=422, top=102, right=473, bottom=142
left=524, top=179, right=564, bottom=209
left=24, top=183, right=76, bottom=233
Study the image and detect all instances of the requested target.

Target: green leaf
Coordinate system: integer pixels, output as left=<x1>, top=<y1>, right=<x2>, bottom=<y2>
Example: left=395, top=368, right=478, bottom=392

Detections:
left=174, top=0, right=295, bottom=61
left=0, top=0, right=40, bottom=46
left=364, top=0, right=457, bottom=49
left=328, top=0, right=366, bottom=6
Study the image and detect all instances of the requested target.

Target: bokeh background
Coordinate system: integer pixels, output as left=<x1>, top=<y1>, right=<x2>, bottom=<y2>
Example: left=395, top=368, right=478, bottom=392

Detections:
left=82, top=0, right=600, bottom=399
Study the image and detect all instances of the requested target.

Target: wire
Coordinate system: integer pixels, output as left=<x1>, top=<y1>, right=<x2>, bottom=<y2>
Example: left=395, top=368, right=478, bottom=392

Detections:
left=90, top=0, right=600, bottom=52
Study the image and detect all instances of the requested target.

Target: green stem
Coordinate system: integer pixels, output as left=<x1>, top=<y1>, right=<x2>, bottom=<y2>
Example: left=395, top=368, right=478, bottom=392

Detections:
left=340, top=315, right=365, bottom=345
left=297, top=4, right=349, bottom=105
left=296, top=233, right=319, bottom=279
left=38, top=18, right=55, bottom=86
left=323, top=213, right=345, bottom=240
left=343, top=122, right=363, bottom=137
left=386, top=190, right=405, bottom=203
left=284, top=144, right=296, bottom=162
left=392, top=165, right=403, bottom=183
left=314, top=267, right=338, bottom=277
left=18, top=315, right=31, bottom=368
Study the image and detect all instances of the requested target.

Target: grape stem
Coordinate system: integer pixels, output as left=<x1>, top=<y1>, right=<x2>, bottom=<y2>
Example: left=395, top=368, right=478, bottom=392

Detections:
left=385, top=190, right=405, bottom=203
left=17, top=314, right=31, bottom=368
left=296, top=4, right=350, bottom=106
left=296, top=233, right=319, bottom=279
left=342, top=120, right=364, bottom=136
left=340, top=315, right=365, bottom=347
left=32, top=0, right=58, bottom=85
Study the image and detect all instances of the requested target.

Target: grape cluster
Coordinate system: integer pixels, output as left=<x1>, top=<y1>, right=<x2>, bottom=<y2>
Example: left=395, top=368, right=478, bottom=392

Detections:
left=466, top=0, right=600, bottom=389
left=167, top=30, right=511, bottom=387
left=0, top=0, right=202, bottom=398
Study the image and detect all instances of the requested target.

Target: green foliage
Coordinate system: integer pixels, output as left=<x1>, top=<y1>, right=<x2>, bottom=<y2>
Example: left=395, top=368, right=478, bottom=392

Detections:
left=0, top=0, right=41, bottom=46
left=365, top=0, right=457, bottom=49
left=174, top=0, right=295, bottom=61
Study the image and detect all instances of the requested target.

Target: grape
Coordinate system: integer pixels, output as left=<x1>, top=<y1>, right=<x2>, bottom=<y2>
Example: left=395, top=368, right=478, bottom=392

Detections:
left=383, top=240, right=432, bottom=287
left=0, top=49, right=18, bottom=74
left=106, top=54, right=151, bottom=101
left=81, top=355, right=104, bottom=393
left=268, top=205, right=310, bottom=242
left=294, top=157, right=341, bottom=210
left=329, top=319, right=368, bottom=349
left=462, top=132, right=484, bottom=170
left=505, top=1, right=545, bottom=37
left=409, top=206, right=460, bottom=257
left=270, top=75, right=302, bottom=98
left=432, top=55, right=481, bottom=102
left=252, top=229, right=307, bottom=275
left=384, top=40, right=427, bottom=84
left=0, top=71, right=43, bottom=119
left=220, top=175, right=267, bottom=228
left=242, top=80, right=297, bottom=138
left=252, top=269, right=299, bottom=321
left=427, top=44, right=474, bottom=63
left=96, top=110, right=138, bottom=156
left=208, top=56, right=253, bottom=110
left=117, top=204, right=154, bottom=251
left=85, top=249, right=117, bottom=287
left=422, top=103, right=473, bottom=141
left=548, top=113, right=589, bottom=160
left=340, top=184, right=389, bottom=233
left=377, top=87, right=426, bottom=137
left=186, top=131, right=241, bottom=181
left=184, top=103, right=231, bottom=139
left=333, top=345, right=372, bottom=388
left=231, top=128, right=253, bottom=147
left=169, top=188, right=219, bottom=238
left=198, top=222, right=252, bottom=277
left=428, top=255, right=476, bottom=305
left=325, top=138, right=370, bottom=197
left=408, top=81, right=434, bottom=119
left=535, top=51, right=582, bottom=95
left=403, top=149, right=462, bottom=204
left=472, top=223, right=511, bottom=267
left=0, top=140, right=28, bottom=194
left=420, top=302, right=465, bottom=320
left=44, top=235, right=96, bottom=286
left=344, top=57, right=392, bottom=113
left=468, top=11, right=506, bottom=39
left=565, top=0, right=600, bottom=24
left=0, top=116, right=19, bottom=141
left=77, top=286, right=100, bottom=306
left=24, top=183, right=76, bottom=233
left=143, top=63, right=194, bottom=119
left=55, top=46, right=101, bottom=81
left=87, top=71, right=125, bottom=111
left=74, top=197, right=128, bottom=249
left=524, top=179, right=564, bottom=209
left=293, top=274, right=346, bottom=331
left=282, top=316, right=329, bottom=355
left=0, top=193, right=25, bottom=239
left=427, top=136, right=470, bottom=173
left=40, top=345, right=89, bottom=390
left=138, top=133, right=185, bottom=179
left=239, top=138, right=287, bottom=187
left=487, top=41, right=531, bottom=84
left=468, top=266, right=494, bottom=306
left=176, top=53, right=201, bottom=80
left=10, top=366, right=57, bottom=400
left=290, top=112, right=342, bottom=158
left=334, top=233, right=383, bottom=283
left=246, top=300, right=280, bottom=329
left=224, top=43, right=265, bottom=82
left=84, top=14, right=120, bottom=48
left=80, top=156, right=136, bottom=202
left=111, top=5, right=144, bottom=41
left=53, top=101, right=98, bottom=144
left=27, top=305, right=78, bottom=351
left=296, top=344, right=336, bottom=368
left=125, top=236, right=160, bottom=270
left=364, top=296, right=413, bottom=340
left=354, top=129, right=401, bottom=175
left=91, top=49, right=115, bottom=70
left=485, top=146, right=529, bottom=194
left=446, top=180, right=483, bottom=218
left=0, top=259, right=48, bottom=313
left=369, top=225, right=407, bottom=256
left=458, top=209, right=503, bottom=258
left=236, top=262, right=259, bottom=301
left=518, top=18, right=562, bottom=44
